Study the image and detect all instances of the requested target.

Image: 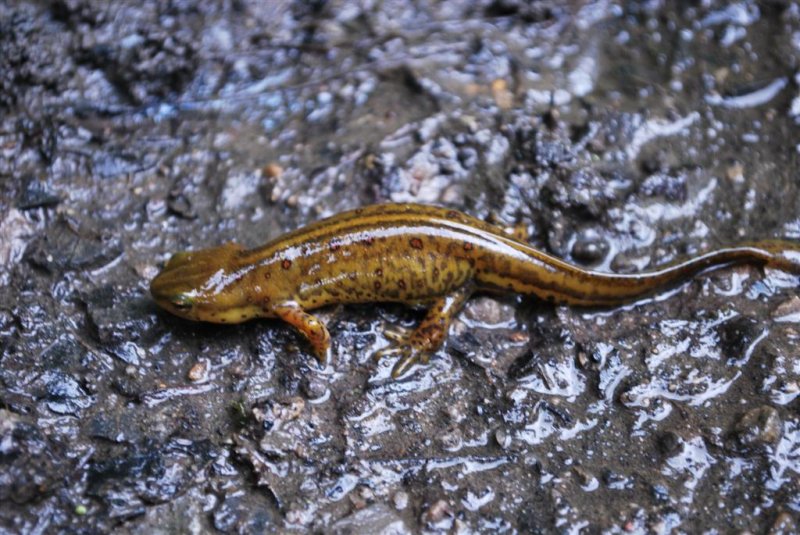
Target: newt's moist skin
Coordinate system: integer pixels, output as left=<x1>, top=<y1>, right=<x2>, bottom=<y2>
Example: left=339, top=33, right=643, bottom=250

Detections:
left=150, top=203, right=800, bottom=377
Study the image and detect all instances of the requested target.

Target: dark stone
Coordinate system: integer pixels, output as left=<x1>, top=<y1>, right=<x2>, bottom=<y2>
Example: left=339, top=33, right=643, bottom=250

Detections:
left=36, top=370, right=94, bottom=415
left=0, top=411, right=71, bottom=505
left=88, top=439, right=215, bottom=514
left=16, top=176, right=60, bottom=210
left=77, top=25, right=197, bottom=105
left=718, top=316, right=761, bottom=363
left=84, top=289, right=157, bottom=344
left=657, top=431, right=683, bottom=457
left=25, top=217, right=122, bottom=273
left=167, top=188, right=197, bottom=219
left=40, top=335, right=85, bottom=369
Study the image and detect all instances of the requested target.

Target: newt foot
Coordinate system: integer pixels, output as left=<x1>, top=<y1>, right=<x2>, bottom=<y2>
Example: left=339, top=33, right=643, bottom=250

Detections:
left=373, top=342, right=432, bottom=378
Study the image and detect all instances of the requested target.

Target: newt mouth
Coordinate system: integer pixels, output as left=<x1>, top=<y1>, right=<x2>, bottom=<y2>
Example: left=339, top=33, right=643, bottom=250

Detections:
left=167, top=294, right=194, bottom=311
left=149, top=262, right=198, bottom=318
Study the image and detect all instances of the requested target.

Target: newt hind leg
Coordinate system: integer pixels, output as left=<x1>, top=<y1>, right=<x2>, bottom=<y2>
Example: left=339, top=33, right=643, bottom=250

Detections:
left=374, top=283, right=474, bottom=378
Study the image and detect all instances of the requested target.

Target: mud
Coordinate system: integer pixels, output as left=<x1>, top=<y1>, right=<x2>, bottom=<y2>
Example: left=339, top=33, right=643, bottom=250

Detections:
left=2, top=1, right=800, bottom=533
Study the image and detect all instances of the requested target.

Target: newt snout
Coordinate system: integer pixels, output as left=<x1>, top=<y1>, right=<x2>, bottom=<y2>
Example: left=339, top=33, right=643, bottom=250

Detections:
left=149, top=243, right=261, bottom=324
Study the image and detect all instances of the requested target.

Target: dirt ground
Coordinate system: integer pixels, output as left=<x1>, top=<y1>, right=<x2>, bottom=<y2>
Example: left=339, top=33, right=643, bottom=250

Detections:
left=2, top=1, right=800, bottom=533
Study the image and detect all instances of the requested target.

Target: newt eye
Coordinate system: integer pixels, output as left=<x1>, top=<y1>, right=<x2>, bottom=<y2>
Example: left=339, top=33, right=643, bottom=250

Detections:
left=170, top=294, right=194, bottom=311
left=165, top=251, right=193, bottom=269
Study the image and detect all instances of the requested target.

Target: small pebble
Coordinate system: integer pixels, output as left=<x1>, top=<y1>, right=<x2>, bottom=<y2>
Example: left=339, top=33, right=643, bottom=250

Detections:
left=439, top=429, right=463, bottom=451
left=445, top=404, right=461, bottom=421
left=349, top=492, right=367, bottom=510
left=285, top=508, right=311, bottom=526
left=495, top=428, right=511, bottom=449
left=393, top=491, right=409, bottom=510
left=601, top=469, right=627, bottom=487
left=187, top=361, right=207, bottom=382
left=725, top=160, right=744, bottom=183
left=770, top=511, right=797, bottom=535
left=423, top=499, right=452, bottom=524
left=358, top=486, right=374, bottom=502
left=263, top=163, right=283, bottom=179
left=509, top=331, right=528, bottom=342
left=463, top=296, right=515, bottom=325
left=302, top=376, right=327, bottom=399
left=773, top=296, right=800, bottom=321
left=573, top=467, right=593, bottom=486
left=651, top=483, right=670, bottom=503
left=278, top=397, right=305, bottom=421
left=491, top=78, right=513, bottom=109
left=571, top=230, right=610, bottom=264
left=735, top=406, right=782, bottom=447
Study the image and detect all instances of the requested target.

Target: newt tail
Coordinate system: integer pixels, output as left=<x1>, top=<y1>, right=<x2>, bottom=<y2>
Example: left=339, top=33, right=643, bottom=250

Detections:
left=150, top=203, right=800, bottom=378
left=495, top=240, right=800, bottom=307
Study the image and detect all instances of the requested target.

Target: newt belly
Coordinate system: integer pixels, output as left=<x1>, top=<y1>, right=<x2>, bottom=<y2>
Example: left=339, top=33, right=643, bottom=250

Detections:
left=150, top=203, right=800, bottom=377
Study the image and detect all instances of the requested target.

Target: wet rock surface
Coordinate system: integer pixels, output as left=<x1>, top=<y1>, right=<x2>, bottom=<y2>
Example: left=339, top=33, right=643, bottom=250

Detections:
left=2, top=0, right=800, bottom=532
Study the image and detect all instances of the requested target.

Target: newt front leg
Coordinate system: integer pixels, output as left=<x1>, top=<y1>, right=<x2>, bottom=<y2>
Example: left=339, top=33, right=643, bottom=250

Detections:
left=273, top=301, right=332, bottom=366
left=375, top=283, right=475, bottom=378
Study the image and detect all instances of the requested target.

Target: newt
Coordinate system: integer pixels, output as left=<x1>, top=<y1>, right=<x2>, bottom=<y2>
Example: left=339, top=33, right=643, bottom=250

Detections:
left=150, top=203, right=800, bottom=377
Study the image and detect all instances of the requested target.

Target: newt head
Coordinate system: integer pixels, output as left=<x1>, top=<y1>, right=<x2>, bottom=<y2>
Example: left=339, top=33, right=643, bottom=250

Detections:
left=150, top=242, right=263, bottom=324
